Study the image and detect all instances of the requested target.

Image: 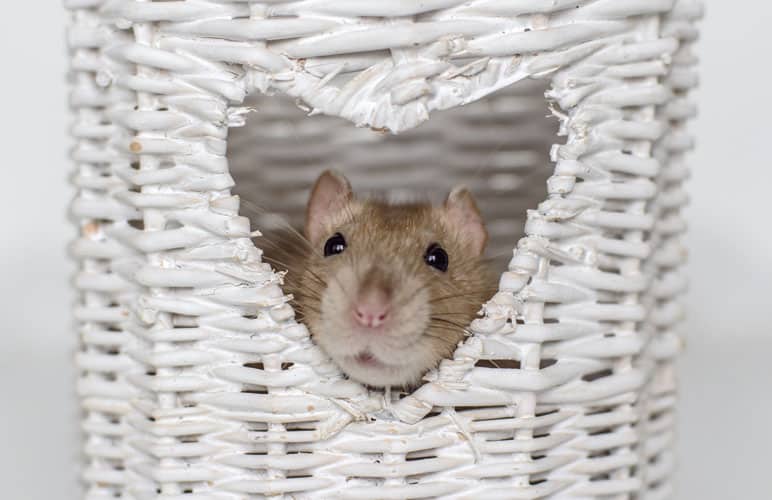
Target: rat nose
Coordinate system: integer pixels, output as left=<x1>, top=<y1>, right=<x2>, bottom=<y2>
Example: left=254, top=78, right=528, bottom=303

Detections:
left=353, top=288, right=391, bottom=329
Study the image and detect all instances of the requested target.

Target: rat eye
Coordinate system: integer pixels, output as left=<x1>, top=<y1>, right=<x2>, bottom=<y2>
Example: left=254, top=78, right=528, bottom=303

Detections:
left=323, top=232, right=347, bottom=257
left=424, top=243, right=448, bottom=272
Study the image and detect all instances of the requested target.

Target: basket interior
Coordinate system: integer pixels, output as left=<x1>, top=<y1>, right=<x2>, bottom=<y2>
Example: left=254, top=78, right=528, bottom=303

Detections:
left=229, top=79, right=557, bottom=272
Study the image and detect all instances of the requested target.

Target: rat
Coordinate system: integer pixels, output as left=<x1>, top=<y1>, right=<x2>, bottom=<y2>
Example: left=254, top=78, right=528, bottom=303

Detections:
left=260, top=170, right=495, bottom=388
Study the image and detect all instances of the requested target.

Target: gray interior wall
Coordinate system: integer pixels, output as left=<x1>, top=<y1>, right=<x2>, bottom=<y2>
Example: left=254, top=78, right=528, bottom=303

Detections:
left=229, top=79, right=556, bottom=272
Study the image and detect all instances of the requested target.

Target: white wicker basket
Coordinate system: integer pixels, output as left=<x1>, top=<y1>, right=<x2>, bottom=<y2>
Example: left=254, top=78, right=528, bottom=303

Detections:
left=65, top=0, right=702, bottom=498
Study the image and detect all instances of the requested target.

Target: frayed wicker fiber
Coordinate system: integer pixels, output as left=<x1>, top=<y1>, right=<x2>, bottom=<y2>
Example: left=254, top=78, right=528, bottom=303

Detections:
left=65, top=0, right=702, bottom=498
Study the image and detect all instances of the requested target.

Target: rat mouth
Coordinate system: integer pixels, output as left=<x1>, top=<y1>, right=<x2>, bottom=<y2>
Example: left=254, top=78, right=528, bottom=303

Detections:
left=352, top=351, right=384, bottom=367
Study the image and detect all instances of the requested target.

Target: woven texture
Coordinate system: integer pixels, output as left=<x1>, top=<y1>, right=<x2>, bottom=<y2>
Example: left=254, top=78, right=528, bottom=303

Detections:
left=65, top=0, right=702, bottom=498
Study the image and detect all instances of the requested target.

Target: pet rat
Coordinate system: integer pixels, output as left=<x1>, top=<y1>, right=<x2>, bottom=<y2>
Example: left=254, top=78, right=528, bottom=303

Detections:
left=261, top=170, right=494, bottom=388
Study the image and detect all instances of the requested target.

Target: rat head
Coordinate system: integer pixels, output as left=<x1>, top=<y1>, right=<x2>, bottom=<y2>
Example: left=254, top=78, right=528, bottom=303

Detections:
left=292, top=170, right=492, bottom=388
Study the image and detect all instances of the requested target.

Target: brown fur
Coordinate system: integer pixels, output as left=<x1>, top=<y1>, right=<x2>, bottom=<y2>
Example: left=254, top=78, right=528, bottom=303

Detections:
left=259, top=173, right=495, bottom=388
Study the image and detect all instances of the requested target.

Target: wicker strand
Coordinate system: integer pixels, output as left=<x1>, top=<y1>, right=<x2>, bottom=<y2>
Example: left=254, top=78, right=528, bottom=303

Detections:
left=64, top=0, right=702, bottom=497
left=65, top=2, right=143, bottom=498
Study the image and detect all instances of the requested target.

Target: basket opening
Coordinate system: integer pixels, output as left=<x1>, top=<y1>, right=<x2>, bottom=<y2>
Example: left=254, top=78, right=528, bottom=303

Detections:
left=229, top=79, right=556, bottom=274
left=227, top=79, right=557, bottom=393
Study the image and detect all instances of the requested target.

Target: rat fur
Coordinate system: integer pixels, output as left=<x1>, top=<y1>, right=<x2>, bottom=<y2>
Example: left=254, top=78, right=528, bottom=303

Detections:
left=259, top=170, right=495, bottom=388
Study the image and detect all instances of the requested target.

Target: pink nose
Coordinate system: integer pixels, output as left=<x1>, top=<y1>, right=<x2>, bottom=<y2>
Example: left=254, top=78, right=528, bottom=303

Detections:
left=353, top=289, right=391, bottom=328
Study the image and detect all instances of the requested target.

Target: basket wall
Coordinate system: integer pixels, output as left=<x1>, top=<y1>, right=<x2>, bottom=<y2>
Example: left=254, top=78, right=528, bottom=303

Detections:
left=65, top=0, right=702, bottom=498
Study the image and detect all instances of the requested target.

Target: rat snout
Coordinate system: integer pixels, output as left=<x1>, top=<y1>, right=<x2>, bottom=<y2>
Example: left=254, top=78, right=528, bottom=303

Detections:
left=351, top=266, right=393, bottom=330
left=353, top=286, right=391, bottom=329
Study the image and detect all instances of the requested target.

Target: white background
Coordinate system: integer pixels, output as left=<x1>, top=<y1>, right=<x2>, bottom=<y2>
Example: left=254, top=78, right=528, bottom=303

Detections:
left=0, top=2, right=769, bottom=499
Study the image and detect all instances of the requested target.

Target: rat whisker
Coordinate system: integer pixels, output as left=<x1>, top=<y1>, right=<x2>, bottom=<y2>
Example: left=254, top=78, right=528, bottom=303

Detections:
left=429, top=317, right=469, bottom=329
left=426, top=327, right=467, bottom=337
left=302, top=268, right=329, bottom=290
left=424, top=328, right=465, bottom=339
left=423, top=331, right=464, bottom=350
left=237, top=198, right=272, bottom=220
left=429, top=290, right=496, bottom=303
left=426, top=321, right=468, bottom=333
left=392, top=281, right=433, bottom=310
left=429, top=297, right=486, bottom=308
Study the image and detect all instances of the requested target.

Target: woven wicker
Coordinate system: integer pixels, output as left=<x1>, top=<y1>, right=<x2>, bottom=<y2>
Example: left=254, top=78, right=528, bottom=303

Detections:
left=65, top=0, right=702, bottom=498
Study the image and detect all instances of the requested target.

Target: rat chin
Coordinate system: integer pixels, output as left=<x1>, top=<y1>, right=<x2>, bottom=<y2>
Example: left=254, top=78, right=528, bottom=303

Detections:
left=306, top=266, right=445, bottom=387
left=336, top=347, right=432, bottom=388
left=312, top=312, right=438, bottom=388
left=340, top=353, right=413, bottom=387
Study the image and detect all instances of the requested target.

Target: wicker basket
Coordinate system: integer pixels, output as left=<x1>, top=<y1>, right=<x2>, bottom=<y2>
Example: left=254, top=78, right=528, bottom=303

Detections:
left=65, top=0, right=702, bottom=498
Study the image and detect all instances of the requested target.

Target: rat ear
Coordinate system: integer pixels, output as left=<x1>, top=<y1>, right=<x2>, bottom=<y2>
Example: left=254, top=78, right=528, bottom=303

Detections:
left=443, top=186, right=488, bottom=256
left=305, top=170, right=353, bottom=245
